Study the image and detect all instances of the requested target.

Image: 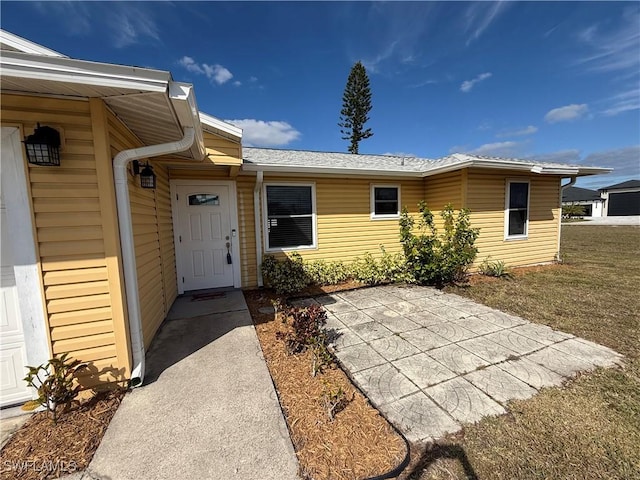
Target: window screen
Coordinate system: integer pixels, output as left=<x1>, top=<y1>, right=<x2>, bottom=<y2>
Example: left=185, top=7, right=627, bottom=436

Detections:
left=507, top=182, right=529, bottom=236
left=266, top=185, right=314, bottom=249
left=373, top=187, right=399, bottom=216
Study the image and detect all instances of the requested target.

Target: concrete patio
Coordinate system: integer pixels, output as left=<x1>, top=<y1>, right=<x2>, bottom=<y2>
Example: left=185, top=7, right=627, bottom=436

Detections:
left=293, top=285, right=623, bottom=443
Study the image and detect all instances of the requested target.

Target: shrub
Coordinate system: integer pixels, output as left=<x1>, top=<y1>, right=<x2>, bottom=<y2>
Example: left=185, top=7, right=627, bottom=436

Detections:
left=351, top=247, right=411, bottom=285
left=262, top=252, right=309, bottom=294
left=304, top=259, right=351, bottom=286
left=562, top=204, right=586, bottom=218
left=399, top=202, right=479, bottom=286
left=479, top=257, right=511, bottom=278
left=22, top=353, right=88, bottom=423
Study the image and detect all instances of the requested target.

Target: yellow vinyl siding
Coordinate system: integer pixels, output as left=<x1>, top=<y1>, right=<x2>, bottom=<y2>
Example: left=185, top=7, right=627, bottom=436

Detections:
left=107, top=111, right=176, bottom=349
left=1, top=94, right=130, bottom=386
left=236, top=176, right=258, bottom=288
left=423, top=170, right=464, bottom=228
left=466, top=169, right=561, bottom=267
left=203, top=131, right=242, bottom=166
left=259, top=175, right=423, bottom=264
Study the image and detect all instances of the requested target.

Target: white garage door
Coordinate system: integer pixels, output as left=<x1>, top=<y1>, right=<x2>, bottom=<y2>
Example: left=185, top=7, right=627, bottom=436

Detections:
left=0, top=189, right=31, bottom=407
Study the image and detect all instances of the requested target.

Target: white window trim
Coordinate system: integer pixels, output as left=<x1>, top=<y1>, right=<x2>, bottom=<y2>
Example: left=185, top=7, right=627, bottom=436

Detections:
left=370, top=184, right=401, bottom=220
left=263, top=182, right=318, bottom=252
left=504, top=178, right=531, bottom=240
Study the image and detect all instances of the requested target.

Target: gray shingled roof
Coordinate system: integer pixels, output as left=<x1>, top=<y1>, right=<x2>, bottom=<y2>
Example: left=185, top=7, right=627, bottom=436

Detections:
left=599, top=179, right=640, bottom=191
left=242, top=147, right=606, bottom=177
left=562, top=186, right=602, bottom=202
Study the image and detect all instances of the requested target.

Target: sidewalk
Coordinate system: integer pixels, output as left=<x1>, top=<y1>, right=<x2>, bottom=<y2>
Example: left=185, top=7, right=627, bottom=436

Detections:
left=77, top=290, right=298, bottom=480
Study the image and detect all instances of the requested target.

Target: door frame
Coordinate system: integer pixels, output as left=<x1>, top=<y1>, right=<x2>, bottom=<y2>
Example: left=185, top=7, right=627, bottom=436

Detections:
left=170, top=179, right=242, bottom=293
left=1, top=127, right=50, bottom=401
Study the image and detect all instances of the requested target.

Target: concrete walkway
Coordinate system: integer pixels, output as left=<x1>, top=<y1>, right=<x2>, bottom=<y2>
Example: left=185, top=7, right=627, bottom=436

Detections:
left=80, top=290, right=298, bottom=480
left=294, top=285, right=623, bottom=443
left=563, top=215, right=639, bottom=226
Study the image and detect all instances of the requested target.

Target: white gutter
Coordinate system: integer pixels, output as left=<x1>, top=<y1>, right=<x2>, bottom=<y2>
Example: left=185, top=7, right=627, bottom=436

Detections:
left=114, top=127, right=196, bottom=387
left=254, top=171, right=264, bottom=287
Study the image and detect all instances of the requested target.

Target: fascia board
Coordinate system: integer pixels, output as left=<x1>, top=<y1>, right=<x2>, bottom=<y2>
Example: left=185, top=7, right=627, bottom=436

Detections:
left=199, top=112, right=242, bottom=140
left=1, top=51, right=171, bottom=92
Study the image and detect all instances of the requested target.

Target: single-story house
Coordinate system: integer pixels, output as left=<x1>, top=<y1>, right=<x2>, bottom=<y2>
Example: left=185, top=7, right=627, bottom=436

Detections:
left=599, top=180, right=640, bottom=216
left=562, top=186, right=604, bottom=217
left=0, top=30, right=610, bottom=403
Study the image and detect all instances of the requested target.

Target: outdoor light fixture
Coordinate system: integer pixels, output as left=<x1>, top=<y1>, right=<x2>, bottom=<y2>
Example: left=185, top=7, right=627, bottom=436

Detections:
left=139, top=162, right=157, bottom=189
left=23, top=124, right=61, bottom=166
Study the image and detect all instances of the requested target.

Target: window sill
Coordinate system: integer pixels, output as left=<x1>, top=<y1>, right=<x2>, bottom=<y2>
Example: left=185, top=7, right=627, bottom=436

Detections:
left=370, top=214, right=400, bottom=221
left=504, top=235, right=529, bottom=241
left=265, top=245, right=318, bottom=253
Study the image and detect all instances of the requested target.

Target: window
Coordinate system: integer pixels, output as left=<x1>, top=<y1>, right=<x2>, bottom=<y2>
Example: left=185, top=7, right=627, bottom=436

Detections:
left=188, top=194, right=219, bottom=206
left=264, top=184, right=316, bottom=250
left=505, top=180, right=529, bottom=239
left=371, top=185, right=400, bottom=219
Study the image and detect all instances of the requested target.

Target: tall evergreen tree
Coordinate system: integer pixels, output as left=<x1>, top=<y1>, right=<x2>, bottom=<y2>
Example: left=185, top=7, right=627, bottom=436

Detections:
left=339, top=61, right=373, bottom=154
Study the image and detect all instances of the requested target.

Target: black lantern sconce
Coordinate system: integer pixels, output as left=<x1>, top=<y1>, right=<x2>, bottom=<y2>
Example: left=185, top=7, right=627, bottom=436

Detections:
left=23, top=124, right=61, bottom=166
left=135, top=161, right=156, bottom=189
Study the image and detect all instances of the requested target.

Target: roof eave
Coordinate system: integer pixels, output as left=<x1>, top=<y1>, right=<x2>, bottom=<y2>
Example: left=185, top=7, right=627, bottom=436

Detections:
left=0, top=50, right=171, bottom=93
left=199, top=112, right=242, bottom=141
left=241, top=163, right=423, bottom=177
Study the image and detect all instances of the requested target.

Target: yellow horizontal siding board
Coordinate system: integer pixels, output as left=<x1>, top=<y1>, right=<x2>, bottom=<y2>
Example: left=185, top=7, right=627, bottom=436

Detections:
left=37, top=226, right=105, bottom=243
left=33, top=197, right=101, bottom=213
left=43, top=267, right=108, bottom=286
left=38, top=239, right=105, bottom=257
left=47, top=294, right=112, bottom=314
left=65, top=345, right=117, bottom=363
left=45, top=280, right=110, bottom=300
left=50, top=319, right=115, bottom=341
left=49, top=307, right=113, bottom=327
left=52, top=332, right=115, bottom=353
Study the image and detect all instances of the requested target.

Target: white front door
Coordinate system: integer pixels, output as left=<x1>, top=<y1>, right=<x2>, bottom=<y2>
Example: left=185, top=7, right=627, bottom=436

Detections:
left=0, top=189, right=31, bottom=407
left=175, top=184, right=235, bottom=291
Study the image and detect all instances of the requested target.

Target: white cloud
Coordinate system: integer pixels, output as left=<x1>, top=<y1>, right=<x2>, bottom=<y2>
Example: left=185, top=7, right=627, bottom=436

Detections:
left=468, top=140, right=522, bottom=156
left=496, top=125, right=538, bottom=138
left=575, top=9, right=640, bottom=77
left=463, top=2, right=510, bottom=46
left=528, top=149, right=581, bottom=164
left=601, top=88, right=640, bottom=116
left=460, top=72, right=492, bottom=93
left=544, top=104, right=589, bottom=123
left=224, top=119, right=301, bottom=147
left=109, top=7, right=159, bottom=48
left=233, top=80, right=242, bottom=87
left=382, top=152, right=417, bottom=157
left=177, top=57, right=234, bottom=85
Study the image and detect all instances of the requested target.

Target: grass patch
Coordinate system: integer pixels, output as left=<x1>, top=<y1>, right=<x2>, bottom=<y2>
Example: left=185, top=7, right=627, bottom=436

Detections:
left=403, top=225, right=640, bottom=480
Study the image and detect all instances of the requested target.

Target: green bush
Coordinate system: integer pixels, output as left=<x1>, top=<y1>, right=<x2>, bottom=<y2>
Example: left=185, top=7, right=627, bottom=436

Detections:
left=261, top=253, right=309, bottom=294
left=304, top=259, right=351, bottom=286
left=399, top=202, right=479, bottom=286
left=351, top=247, right=411, bottom=285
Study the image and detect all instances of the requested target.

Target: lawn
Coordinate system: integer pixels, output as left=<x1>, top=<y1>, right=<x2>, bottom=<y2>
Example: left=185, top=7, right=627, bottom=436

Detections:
left=403, top=225, right=640, bottom=479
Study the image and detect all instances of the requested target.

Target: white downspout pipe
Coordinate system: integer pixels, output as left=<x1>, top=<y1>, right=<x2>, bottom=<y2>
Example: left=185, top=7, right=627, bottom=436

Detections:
left=254, top=171, right=264, bottom=287
left=557, top=176, right=577, bottom=262
left=114, top=127, right=196, bottom=387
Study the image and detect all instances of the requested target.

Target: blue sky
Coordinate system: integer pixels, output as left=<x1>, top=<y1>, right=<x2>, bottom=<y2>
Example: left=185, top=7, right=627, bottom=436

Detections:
left=2, top=1, right=638, bottom=188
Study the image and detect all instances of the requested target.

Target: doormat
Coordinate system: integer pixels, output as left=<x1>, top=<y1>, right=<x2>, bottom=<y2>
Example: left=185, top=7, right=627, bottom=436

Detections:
left=190, top=292, right=227, bottom=302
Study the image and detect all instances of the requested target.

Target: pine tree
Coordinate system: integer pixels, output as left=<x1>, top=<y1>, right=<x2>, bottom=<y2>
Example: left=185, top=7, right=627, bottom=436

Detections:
left=339, top=61, right=373, bottom=154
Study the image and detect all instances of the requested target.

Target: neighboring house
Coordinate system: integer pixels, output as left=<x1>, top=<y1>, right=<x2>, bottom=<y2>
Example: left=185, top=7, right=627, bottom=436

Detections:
left=562, top=186, right=604, bottom=217
left=0, top=30, right=610, bottom=403
left=599, top=180, right=640, bottom=216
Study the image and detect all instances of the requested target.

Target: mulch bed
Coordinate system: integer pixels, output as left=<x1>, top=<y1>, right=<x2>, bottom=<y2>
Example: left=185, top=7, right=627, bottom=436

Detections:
left=1, top=389, right=125, bottom=480
left=245, top=286, right=408, bottom=480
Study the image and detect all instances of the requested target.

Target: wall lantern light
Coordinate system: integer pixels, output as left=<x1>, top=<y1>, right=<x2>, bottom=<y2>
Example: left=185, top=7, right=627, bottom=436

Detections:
left=23, top=124, right=61, bottom=166
left=139, top=163, right=157, bottom=189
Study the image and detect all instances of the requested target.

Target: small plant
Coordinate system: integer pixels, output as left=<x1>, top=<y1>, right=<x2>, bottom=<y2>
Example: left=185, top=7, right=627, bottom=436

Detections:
left=562, top=203, right=586, bottom=219
left=304, top=259, right=351, bottom=286
left=320, top=380, right=350, bottom=421
left=479, top=257, right=511, bottom=278
left=276, top=304, right=335, bottom=376
left=22, top=353, right=88, bottom=423
left=351, top=247, right=411, bottom=285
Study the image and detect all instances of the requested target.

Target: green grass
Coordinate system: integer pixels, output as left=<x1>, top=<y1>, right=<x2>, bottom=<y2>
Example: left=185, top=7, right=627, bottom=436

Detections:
left=406, top=226, right=640, bottom=480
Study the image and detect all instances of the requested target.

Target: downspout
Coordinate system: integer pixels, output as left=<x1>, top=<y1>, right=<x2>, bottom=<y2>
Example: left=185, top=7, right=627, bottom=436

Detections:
left=114, top=127, right=196, bottom=387
left=557, top=176, right=577, bottom=262
left=254, top=171, right=264, bottom=287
